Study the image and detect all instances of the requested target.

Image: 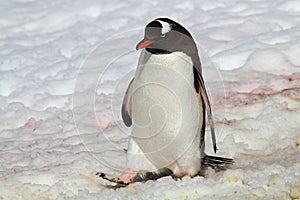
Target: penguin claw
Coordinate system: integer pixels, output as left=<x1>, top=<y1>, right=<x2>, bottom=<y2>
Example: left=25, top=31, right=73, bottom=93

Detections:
left=96, top=172, right=129, bottom=187
left=96, top=171, right=140, bottom=187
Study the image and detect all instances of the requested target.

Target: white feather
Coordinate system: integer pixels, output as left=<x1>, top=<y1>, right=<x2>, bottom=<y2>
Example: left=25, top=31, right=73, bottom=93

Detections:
left=126, top=50, right=204, bottom=176
left=156, top=20, right=171, bottom=34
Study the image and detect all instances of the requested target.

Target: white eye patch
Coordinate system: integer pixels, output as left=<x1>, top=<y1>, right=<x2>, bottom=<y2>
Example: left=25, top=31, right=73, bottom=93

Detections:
left=156, top=20, right=171, bottom=35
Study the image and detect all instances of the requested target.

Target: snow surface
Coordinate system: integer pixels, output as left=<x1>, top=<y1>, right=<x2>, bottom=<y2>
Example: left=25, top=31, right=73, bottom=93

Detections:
left=0, top=0, right=299, bottom=199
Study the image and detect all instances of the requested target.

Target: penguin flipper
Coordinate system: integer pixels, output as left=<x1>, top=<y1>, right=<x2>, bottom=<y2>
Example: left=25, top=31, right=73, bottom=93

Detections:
left=194, top=67, right=217, bottom=153
left=197, top=71, right=217, bottom=153
left=201, top=83, right=217, bottom=153
left=121, top=78, right=134, bottom=127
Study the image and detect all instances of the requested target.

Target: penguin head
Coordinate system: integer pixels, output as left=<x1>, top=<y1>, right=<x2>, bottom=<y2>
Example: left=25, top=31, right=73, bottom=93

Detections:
left=136, top=18, right=195, bottom=54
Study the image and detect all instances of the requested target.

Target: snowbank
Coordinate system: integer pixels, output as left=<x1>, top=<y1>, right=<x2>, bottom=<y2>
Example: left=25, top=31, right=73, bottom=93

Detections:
left=0, top=0, right=299, bottom=199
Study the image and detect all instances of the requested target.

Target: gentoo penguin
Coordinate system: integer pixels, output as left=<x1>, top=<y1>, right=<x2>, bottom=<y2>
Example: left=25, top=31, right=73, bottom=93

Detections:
left=98, top=18, right=233, bottom=186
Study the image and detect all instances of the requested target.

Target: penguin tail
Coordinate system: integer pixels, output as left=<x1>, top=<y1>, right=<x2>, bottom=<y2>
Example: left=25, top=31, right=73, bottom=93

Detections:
left=202, top=155, right=234, bottom=171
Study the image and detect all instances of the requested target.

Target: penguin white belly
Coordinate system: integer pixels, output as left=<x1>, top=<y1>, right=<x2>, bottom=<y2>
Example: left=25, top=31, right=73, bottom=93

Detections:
left=128, top=51, right=203, bottom=176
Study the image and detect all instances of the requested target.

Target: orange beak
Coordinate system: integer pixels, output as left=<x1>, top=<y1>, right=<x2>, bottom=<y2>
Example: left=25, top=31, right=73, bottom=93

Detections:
left=136, top=39, right=153, bottom=50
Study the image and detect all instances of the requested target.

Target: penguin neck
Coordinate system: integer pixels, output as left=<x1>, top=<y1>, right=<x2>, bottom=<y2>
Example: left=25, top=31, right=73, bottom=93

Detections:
left=142, top=48, right=202, bottom=94
left=146, top=48, right=171, bottom=54
left=136, top=51, right=194, bottom=83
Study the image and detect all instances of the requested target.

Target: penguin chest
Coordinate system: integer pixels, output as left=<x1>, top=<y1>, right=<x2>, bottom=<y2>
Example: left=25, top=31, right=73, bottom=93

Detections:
left=131, top=51, right=202, bottom=170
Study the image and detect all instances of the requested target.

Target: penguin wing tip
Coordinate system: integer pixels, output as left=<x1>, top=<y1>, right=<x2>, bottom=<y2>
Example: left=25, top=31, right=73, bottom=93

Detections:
left=213, top=144, right=218, bottom=154
left=121, top=78, right=134, bottom=127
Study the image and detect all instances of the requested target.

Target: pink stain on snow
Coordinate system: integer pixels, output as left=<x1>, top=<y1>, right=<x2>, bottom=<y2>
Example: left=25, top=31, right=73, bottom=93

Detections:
left=96, top=115, right=119, bottom=129
left=218, top=73, right=300, bottom=107
left=23, top=118, right=37, bottom=132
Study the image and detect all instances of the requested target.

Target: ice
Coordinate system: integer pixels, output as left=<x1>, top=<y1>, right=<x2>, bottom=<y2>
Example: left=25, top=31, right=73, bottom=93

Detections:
left=278, top=0, right=300, bottom=12
left=244, top=48, right=296, bottom=75
left=0, top=0, right=299, bottom=199
left=0, top=71, right=24, bottom=96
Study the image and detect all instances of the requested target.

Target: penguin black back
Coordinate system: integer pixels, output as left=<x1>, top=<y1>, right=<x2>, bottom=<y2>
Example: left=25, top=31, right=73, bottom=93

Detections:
left=136, top=18, right=203, bottom=92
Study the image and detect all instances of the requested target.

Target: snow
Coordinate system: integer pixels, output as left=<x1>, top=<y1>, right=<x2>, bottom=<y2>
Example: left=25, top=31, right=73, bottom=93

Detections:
left=0, top=0, right=299, bottom=199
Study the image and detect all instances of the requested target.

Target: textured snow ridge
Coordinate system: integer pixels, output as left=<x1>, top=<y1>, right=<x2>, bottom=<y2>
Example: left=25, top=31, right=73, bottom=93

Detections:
left=0, top=0, right=299, bottom=199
